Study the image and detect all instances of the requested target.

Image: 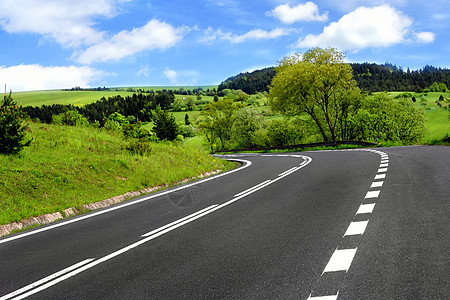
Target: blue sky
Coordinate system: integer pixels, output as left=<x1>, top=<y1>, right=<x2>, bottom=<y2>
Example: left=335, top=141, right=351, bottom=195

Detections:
left=0, top=0, right=448, bottom=91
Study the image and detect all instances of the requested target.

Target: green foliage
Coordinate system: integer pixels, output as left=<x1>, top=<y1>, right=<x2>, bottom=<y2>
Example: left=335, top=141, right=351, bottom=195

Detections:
left=180, top=124, right=196, bottom=138
left=52, top=110, right=89, bottom=126
left=269, top=47, right=360, bottom=141
left=0, top=94, right=32, bottom=154
left=230, top=107, right=266, bottom=148
left=184, top=113, right=191, bottom=125
left=152, top=107, right=179, bottom=141
left=198, top=99, right=244, bottom=151
left=347, top=93, right=427, bottom=143
left=265, top=118, right=304, bottom=147
left=428, top=82, right=448, bottom=93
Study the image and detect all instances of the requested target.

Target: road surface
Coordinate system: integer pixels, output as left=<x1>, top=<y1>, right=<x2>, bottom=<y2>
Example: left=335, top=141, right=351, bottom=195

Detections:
left=0, top=146, right=448, bottom=299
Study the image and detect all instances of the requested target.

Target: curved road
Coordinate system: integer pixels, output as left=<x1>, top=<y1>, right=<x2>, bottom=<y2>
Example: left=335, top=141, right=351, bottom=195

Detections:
left=0, top=146, right=448, bottom=299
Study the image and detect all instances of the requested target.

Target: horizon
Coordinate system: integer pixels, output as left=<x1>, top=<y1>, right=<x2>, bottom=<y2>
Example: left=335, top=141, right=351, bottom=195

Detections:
left=0, top=1, right=448, bottom=92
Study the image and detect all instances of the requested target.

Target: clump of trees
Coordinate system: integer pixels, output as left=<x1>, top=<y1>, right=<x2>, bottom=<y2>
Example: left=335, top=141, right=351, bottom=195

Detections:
left=198, top=99, right=303, bottom=152
left=0, top=94, right=32, bottom=154
left=269, top=48, right=427, bottom=144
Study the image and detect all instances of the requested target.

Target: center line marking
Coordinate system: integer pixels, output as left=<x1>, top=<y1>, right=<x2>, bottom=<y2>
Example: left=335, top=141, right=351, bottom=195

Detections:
left=356, top=203, right=375, bottom=214
left=323, top=248, right=357, bottom=273
left=344, top=221, right=369, bottom=236
left=365, top=190, right=380, bottom=199
left=370, top=181, right=383, bottom=188
left=374, top=173, right=386, bottom=180
left=308, top=293, right=339, bottom=300
left=234, top=180, right=271, bottom=197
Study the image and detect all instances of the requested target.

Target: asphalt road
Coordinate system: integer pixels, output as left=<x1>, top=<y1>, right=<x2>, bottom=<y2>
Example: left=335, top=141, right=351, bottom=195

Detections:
left=0, top=146, right=448, bottom=299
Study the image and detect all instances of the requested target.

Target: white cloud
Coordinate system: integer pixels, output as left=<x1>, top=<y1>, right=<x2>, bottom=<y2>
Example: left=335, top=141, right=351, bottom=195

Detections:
left=415, top=31, right=435, bottom=43
left=163, top=68, right=178, bottom=85
left=200, top=27, right=292, bottom=44
left=137, top=65, right=151, bottom=77
left=297, top=5, right=416, bottom=50
left=269, top=2, right=328, bottom=24
left=0, top=64, right=104, bottom=92
left=0, top=0, right=119, bottom=47
left=76, top=20, right=187, bottom=64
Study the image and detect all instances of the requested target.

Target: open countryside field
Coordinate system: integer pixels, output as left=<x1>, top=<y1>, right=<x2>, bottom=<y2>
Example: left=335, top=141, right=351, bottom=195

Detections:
left=13, top=86, right=218, bottom=107
left=15, top=88, right=450, bottom=144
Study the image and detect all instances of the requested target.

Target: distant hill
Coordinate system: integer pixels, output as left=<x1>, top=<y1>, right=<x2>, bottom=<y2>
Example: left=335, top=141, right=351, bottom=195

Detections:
left=218, top=63, right=450, bottom=93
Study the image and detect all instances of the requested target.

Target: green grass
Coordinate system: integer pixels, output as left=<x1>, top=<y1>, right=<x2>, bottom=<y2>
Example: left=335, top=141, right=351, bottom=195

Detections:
left=388, top=91, right=449, bottom=142
left=0, top=122, right=236, bottom=225
left=13, top=90, right=137, bottom=107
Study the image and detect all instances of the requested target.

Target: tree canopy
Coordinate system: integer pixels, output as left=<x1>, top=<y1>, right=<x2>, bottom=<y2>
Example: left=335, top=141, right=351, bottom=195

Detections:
left=269, top=47, right=360, bottom=141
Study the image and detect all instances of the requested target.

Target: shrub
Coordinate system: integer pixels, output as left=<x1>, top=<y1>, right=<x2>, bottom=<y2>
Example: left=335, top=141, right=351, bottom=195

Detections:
left=52, top=110, right=89, bottom=126
left=0, top=94, right=32, bottom=154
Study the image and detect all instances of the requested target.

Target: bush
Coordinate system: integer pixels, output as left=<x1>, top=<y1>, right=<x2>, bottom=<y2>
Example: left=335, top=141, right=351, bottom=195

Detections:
left=126, top=139, right=152, bottom=155
left=52, top=110, right=89, bottom=126
left=0, top=94, right=32, bottom=154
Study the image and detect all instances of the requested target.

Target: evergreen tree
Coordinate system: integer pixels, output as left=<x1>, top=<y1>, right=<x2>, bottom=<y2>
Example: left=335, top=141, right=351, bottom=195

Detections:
left=152, top=107, right=178, bottom=141
left=0, top=94, right=32, bottom=154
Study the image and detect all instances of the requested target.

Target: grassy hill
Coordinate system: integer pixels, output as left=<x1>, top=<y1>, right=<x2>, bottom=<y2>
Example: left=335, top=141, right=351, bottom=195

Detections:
left=0, top=122, right=235, bottom=225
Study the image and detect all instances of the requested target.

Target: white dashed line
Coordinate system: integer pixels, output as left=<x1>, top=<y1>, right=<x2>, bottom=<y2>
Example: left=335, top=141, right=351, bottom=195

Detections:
left=365, top=190, right=380, bottom=199
left=323, top=248, right=358, bottom=273
left=374, top=173, right=386, bottom=180
left=308, top=293, right=339, bottom=300
left=344, top=221, right=369, bottom=236
left=356, top=203, right=375, bottom=215
left=370, top=181, right=383, bottom=188
left=309, top=149, right=389, bottom=299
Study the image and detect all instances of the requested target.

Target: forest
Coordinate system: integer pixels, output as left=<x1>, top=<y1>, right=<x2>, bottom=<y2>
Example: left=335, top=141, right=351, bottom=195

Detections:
left=218, top=63, right=450, bottom=94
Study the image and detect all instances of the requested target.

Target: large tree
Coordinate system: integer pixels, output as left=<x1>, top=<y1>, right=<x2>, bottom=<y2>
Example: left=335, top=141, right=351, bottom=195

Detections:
left=269, top=47, right=360, bottom=141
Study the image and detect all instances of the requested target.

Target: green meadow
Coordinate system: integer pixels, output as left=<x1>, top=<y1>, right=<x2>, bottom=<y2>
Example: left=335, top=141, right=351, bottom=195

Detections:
left=0, top=122, right=236, bottom=226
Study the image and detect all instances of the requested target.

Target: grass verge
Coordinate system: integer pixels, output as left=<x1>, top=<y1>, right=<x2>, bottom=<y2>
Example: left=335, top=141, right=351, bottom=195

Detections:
left=0, top=122, right=236, bottom=225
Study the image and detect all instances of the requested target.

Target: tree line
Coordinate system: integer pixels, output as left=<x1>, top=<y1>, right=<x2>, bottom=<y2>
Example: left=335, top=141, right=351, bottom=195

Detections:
left=218, top=63, right=450, bottom=93
left=23, top=91, right=175, bottom=126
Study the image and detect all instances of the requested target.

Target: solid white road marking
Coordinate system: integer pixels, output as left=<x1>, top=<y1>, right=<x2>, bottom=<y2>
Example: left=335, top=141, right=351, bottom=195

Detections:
left=377, top=168, right=388, bottom=173
left=234, top=180, right=272, bottom=197
left=356, top=203, right=375, bottom=215
left=344, top=221, right=369, bottom=236
left=0, top=259, right=95, bottom=300
left=370, top=181, right=383, bottom=188
left=323, top=248, right=357, bottom=273
left=141, top=205, right=218, bottom=237
left=278, top=167, right=297, bottom=177
left=365, top=190, right=380, bottom=199
left=374, top=174, right=386, bottom=180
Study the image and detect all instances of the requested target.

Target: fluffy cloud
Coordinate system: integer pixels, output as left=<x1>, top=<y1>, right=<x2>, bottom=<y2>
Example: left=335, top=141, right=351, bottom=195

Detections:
left=163, top=68, right=178, bottom=85
left=200, top=27, right=292, bottom=44
left=0, top=0, right=118, bottom=47
left=297, top=5, right=433, bottom=50
left=76, top=20, right=187, bottom=64
left=269, top=2, right=328, bottom=23
left=415, top=31, right=435, bottom=43
left=0, top=64, right=104, bottom=92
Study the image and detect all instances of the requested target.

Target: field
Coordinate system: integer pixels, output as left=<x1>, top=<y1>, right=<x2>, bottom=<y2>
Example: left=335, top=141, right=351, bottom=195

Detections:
left=0, top=122, right=236, bottom=226
left=13, top=86, right=218, bottom=107
left=388, top=92, right=449, bottom=142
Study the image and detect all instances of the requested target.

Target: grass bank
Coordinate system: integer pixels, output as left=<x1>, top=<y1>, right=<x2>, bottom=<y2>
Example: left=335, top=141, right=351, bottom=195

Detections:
left=0, top=122, right=236, bottom=225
